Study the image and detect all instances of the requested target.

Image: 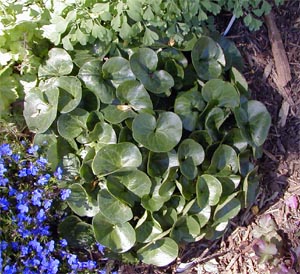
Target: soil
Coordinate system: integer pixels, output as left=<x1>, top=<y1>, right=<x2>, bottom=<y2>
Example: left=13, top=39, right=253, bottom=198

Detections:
left=124, top=1, right=300, bottom=273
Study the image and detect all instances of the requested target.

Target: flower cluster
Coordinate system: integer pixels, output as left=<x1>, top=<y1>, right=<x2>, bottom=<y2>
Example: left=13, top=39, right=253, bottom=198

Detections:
left=0, top=143, right=104, bottom=273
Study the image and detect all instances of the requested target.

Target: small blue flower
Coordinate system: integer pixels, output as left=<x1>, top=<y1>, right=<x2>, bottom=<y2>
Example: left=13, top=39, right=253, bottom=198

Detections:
left=17, top=203, right=29, bottom=214
left=0, top=241, right=8, bottom=250
left=43, top=199, right=52, bottom=210
left=36, top=156, right=48, bottom=168
left=8, top=186, right=17, bottom=196
left=59, top=239, right=68, bottom=248
left=36, top=208, right=46, bottom=222
left=0, top=197, right=9, bottom=210
left=46, top=240, right=55, bottom=252
left=11, top=153, right=20, bottom=163
left=37, top=174, right=50, bottom=186
left=26, top=162, right=39, bottom=176
left=0, top=176, right=9, bottom=186
left=54, top=167, right=63, bottom=180
left=60, top=189, right=71, bottom=201
left=0, top=163, right=7, bottom=176
left=21, top=245, right=29, bottom=256
left=29, top=239, right=43, bottom=253
left=96, top=243, right=105, bottom=254
left=32, top=189, right=43, bottom=206
left=0, top=144, right=12, bottom=156
left=18, top=168, right=28, bottom=177
left=11, top=242, right=19, bottom=251
left=27, top=145, right=39, bottom=154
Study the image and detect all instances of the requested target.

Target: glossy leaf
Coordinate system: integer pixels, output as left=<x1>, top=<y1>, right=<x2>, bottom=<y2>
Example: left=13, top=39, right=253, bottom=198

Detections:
left=93, top=212, right=135, bottom=253
left=234, top=100, right=271, bottom=147
left=102, top=56, right=135, bottom=86
left=223, top=128, right=248, bottom=153
left=92, top=143, right=142, bottom=176
left=130, top=48, right=174, bottom=94
left=107, top=170, right=151, bottom=198
left=57, top=108, right=89, bottom=140
left=136, top=217, right=163, bottom=243
left=67, top=183, right=99, bottom=217
left=147, top=152, right=169, bottom=178
left=208, top=144, right=239, bottom=175
left=78, top=60, right=115, bottom=104
left=38, top=48, right=73, bottom=77
left=243, top=167, right=259, bottom=207
left=202, top=79, right=239, bottom=108
left=102, top=105, right=136, bottom=124
left=178, top=139, right=205, bottom=180
left=97, top=189, right=133, bottom=224
left=116, top=80, right=153, bottom=111
left=24, top=87, right=59, bottom=133
left=132, top=112, right=182, bottom=152
left=137, top=237, right=178, bottom=267
left=205, top=107, right=226, bottom=141
left=174, top=87, right=205, bottom=131
left=191, top=36, right=225, bottom=80
left=171, top=216, right=201, bottom=243
left=213, top=193, right=241, bottom=224
left=196, top=175, right=222, bottom=208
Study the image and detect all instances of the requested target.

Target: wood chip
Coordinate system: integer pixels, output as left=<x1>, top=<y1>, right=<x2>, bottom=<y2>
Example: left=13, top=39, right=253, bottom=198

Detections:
left=265, top=12, right=292, bottom=87
left=278, top=100, right=290, bottom=127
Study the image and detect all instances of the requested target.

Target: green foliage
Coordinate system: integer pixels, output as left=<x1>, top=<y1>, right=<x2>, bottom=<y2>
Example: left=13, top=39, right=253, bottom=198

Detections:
left=24, top=35, right=272, bottom=266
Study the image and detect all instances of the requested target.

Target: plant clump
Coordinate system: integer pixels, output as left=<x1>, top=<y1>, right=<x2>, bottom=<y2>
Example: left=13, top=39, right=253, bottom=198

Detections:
left=23, top=34, right=271, bottom=266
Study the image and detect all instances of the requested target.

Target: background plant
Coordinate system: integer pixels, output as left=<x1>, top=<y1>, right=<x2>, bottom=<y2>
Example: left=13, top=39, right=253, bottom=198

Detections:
left=22, top=34, right=271, bottom=266
left=0, top=140, right=107, bottom=273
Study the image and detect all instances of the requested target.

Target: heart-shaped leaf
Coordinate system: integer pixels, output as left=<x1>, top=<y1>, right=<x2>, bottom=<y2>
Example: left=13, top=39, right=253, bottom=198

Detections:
left=116, top=80, right=153, bottom=111
left=147, top=151, right=170, bottom=178
left=57, top=108, right=89, bottom=140
left=230, top=67, right=249, bottom=102
left=213, top=193, right=241, bottom=224
left=191, top=204, right=211, bottom=228
left=130, top=48, right=174, bottom=94
left=54, top=76, right=82, bottom=113
left=202, top=79, right=239, bottom=108
left=223, top=128, right=248, bottom=153
left=243, top=167, right=259, bottom=207
left=205, top=107, right=227, bottom=141
left=137, top=237, right=178, bottom=267
left=136, top=216, right=163, bottom=243
left=174, top=87, right=205, bottom=131
left=178, top=139, right=205, bottom=180
left=102, top=105, right=136, bottom=124
left=92, top=142, right=142, bottom=176
left=208, top=144, right=239, bottom=175
left=132, top=112, right=182, bottom=152
left=89, top=122, right=117, bottom=145
left=58, top=215, right=95, bottom=248
left=176, top=176, right=195, bottom=201
left=97, top=189, right=133, bottom=224
left=102, top=56, right=135, bottom=86
left=171, top=216, right=201, bottom=243
left=24, top=87, right=59, bottom=133
left=196, top=174, right=222, bottom=208
left=234, top=100, right=271, bottom=147
left=78, top=60, right=115, bottom=104
left=93, top=212, right=135, bottom=253
left=107, top=170, right=152, bottom=198
left=191, top=36, right=225, bottom=80
left=67, top=183, right=99, bottom=217
left=38, top=48, right=73, bottom=77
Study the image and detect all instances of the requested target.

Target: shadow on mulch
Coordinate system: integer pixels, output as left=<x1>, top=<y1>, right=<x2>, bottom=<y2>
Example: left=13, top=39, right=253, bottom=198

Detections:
left=122, top=2, right=299, bottom=273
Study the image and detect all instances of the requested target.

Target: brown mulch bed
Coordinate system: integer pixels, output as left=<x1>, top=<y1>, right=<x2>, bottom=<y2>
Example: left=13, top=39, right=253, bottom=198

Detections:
left=123, top=1, right=300, bottom=273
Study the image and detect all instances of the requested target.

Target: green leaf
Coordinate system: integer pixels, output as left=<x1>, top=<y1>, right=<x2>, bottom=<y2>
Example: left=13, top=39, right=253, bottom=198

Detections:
left=102, top=57, right=135, bottom=86
left=178, top=139, right=205, bottom=180
left=101, top=105, right=136, bottom=124
left=23, top=87, right=59, bottom=133
left=230, top=67, right=249, bottom=102
left=208, top=144, right=239, bottom=175
left=93, top=212, right=136, bottom=253
left=147, top=152, right=169, bottom=178
left=171, top=216, right=201, bottom=243
left=202, top=79, right=239, bottom=108
left=58, top=215, right=95, bottom=248
left=191, top=36, right=225, bottom=80
left=116, top=80, right=153, bottom=111
left=142, top=27, right=159, bottom=46
left=234, top=100, right=271, bottom=147
left=136, top=216, right=163, bottom=243
left=191, top=204, right=211, bottom=228
left=38, top=48, right=73, bottom=77
left=205, top=107, right=226, bottom=141
left=54, top=76, right=82, bottom=113
left=223, top=128, right=248, bottom=153
left=130, top=48, right=174, bottom=94
left=132, top=112, right=182, bottom=152
left=92, top=142, right=142, bottom=176
left=97, top=189, right=133, bottom=224
left=107, top=170, right=152, bottom=198
left=213, top=193, right=241, bottom=224
left=137, top=237, right=178, bottom=267
left=78, top=60, right=115, bottom=104
left=243, top=167, right=259, bottom=207
left=57, top=108, right=89, bottom=140
left=196, top=174, right=222, bottom=208
left=174, top=87, right=205, bottom=131
left=67, top=183, right=99, bottom=217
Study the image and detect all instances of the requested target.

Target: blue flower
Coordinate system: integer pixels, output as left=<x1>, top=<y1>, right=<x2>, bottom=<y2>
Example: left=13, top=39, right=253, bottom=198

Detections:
left=29, top=239, right=43, bottom=252
left=0, top=163, right=7, bottom=176
left=96, top=243, right=105, bottom=254
left=43, top=199, right=52, bottom=210
left=27, top=145, right=39, bottom=154
left=36, top=156, right=48, bottom=168
left=59, top=239, right=68, bottom=248
left=0, top=241, right=8, bottom=250
left=11, top=242, right=19, bottom=251
left=36, top=208, right=46, bottom=223
left=0, top=197, right=9, bottom=210
left=32, top=189, right=43, bottom=206
left=54, top=167, right=63, bottom=180
left=46, top=240, right=55, bottom=253
left=11, top=153, right=20, bottom=163
left=17, top=203, right=29, bottom=214
left=0, top=176, right=9, bottom=186
left=0, top=144, right=12, bottom=156
left=26, top=162, right=39, bottom=176
left=8, top=186, right=17, bottom=196
left=60, top=189, right=71, bottom=201
left=18, top=168, right=28, bottom=177
left=37, top=174, right=50, bottom=186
